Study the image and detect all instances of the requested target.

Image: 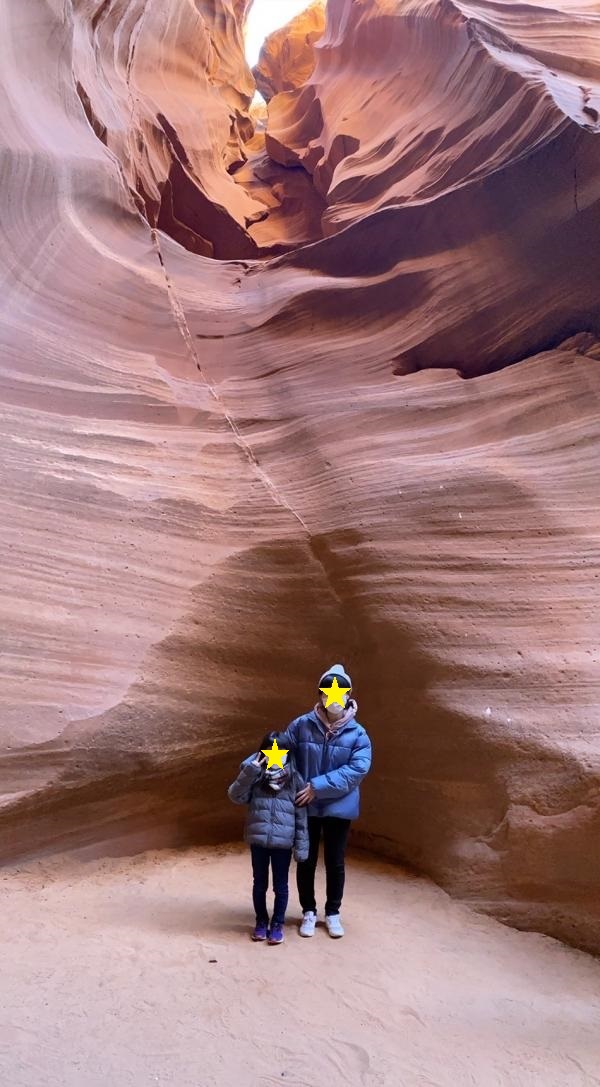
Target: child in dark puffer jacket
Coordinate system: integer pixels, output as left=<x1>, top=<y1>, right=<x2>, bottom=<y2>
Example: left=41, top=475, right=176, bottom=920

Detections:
left=228, top=730, right=309, bottom=945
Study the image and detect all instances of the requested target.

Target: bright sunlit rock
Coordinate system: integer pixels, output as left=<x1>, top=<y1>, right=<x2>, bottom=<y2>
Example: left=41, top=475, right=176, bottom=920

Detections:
left=244, top=0, right=312, bottom=66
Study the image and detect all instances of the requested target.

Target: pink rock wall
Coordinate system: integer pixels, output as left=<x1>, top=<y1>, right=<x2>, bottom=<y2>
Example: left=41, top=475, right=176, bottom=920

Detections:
left=0, top=0, right=599, bottom=952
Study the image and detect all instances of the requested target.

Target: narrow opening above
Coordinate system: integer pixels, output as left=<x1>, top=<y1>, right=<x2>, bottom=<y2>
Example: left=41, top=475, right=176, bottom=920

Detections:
left=244, top=0, right=314, bottom=69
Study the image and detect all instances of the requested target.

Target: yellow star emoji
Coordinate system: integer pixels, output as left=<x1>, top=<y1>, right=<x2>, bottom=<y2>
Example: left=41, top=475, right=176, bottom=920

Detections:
left=319, top=676, right=351, bottom=708
left=261, top=738, right=289, bottom=769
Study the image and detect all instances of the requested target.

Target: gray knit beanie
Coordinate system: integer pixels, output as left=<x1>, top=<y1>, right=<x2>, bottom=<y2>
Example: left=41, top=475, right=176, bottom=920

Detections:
left=318, top=663, right=352, bottom=689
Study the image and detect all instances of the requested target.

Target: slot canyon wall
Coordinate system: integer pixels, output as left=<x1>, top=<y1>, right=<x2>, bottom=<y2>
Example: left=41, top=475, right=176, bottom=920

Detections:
left=0, top=0, right=599, bottom=951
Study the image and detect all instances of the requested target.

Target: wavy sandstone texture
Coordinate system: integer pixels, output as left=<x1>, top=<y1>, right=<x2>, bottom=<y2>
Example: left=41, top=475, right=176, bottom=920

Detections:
left=253, top=1, right=326, bottom=102
left=0, top=0, right=599, bottom=953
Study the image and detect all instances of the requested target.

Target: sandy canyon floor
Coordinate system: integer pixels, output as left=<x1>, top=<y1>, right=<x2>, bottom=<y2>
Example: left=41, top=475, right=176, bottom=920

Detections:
left=1, top=846, right=599, bottom=1086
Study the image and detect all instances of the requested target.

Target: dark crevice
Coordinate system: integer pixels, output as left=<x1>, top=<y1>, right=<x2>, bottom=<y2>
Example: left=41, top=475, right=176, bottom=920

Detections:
left=90, top=0, right=111, bottom=34
left=393, top=320, right=600, bottom=381
left=156, top=160, right=258, bottom=260
left=153, top=114, right=259, bottom=259
left=75, top=81, right=107, bottom=145
left=134, top=177, right=160, bottom=228
left=156, top=112, right=191, bottom=168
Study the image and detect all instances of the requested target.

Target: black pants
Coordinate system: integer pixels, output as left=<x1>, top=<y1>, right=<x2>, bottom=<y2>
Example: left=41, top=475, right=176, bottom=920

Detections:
left=250, top=845, right=292, bottom=925
left=296, top=816, right=351, bottom=917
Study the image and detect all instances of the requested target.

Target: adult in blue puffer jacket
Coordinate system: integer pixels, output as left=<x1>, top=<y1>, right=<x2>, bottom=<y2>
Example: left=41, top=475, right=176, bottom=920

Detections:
left=277, top=663, right=372, bottom=939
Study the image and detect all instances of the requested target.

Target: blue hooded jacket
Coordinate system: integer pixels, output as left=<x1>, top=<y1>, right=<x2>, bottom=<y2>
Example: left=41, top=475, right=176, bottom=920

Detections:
left=278, top=708, right=372, bottom=820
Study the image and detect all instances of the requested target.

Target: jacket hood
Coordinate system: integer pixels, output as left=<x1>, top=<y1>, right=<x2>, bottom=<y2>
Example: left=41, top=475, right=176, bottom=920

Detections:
left=306, top=707, right=360, bottom=737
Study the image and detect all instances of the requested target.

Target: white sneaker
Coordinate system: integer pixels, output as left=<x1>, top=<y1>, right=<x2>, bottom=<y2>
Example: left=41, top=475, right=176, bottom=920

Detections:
left=325, top=914, right=344, bottom=938
left=299, top=911, right=317, bottom=937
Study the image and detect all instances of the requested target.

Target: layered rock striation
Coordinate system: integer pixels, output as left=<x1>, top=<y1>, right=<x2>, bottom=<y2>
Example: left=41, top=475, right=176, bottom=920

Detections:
left=0, top=0, right=599, bottom=952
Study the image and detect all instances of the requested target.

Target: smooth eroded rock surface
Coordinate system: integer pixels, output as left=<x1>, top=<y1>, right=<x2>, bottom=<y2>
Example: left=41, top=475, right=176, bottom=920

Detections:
left=253, top=1, right=326, bottom=103
left=0, top=0, right=599, bottom=953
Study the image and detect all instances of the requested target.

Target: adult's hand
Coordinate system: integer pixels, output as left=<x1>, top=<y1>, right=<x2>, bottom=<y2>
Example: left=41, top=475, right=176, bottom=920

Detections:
left=296, top=783, right=315, bottom=806
left=252, top=752, right=267, bottom=768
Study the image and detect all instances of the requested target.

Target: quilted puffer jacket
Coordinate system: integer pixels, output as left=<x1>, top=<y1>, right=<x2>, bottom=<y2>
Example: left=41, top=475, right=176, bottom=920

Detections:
left=278, top=710, right=372, bottom=820
left=227, top=756, right=309, bottom=861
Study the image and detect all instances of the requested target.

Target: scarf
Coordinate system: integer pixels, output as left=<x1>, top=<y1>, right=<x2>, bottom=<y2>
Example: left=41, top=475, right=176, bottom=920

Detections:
left=314, top=697, right=358, bottom=737
left=264, top=764, right=290, bottom=792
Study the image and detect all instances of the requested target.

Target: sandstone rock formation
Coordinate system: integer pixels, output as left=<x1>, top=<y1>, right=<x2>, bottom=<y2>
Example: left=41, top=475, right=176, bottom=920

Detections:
left=0, top=0, right=599, bottom=953
left=253, top=1, right=326, bottom=103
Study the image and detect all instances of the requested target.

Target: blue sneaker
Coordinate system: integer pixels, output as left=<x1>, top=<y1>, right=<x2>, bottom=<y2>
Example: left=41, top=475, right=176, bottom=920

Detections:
left=268, top=922, right=284, bottom=945
left=252, top=921, right=268, bottom=941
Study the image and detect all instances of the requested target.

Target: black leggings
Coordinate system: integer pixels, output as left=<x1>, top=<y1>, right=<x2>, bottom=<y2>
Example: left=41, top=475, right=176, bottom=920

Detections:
left=251, top=845, right=292, bottom=925
left=296, top=816, right=351, bottom=917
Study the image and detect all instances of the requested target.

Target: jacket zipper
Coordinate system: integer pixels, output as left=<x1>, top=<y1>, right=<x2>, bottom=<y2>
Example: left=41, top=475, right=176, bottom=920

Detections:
left=315, top=716, right=351, bottom=815
left=314, top=715, right=359, bottom=813
left=313, top=720, right=326, bottom=817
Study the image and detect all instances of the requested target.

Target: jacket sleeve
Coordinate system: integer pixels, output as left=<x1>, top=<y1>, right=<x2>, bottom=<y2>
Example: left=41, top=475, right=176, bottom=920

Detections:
left=310, top=731, right=372, bottom=799
left=227, top=759, right=262, bottom=805
left=293, top=795, right=309, bottom=862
